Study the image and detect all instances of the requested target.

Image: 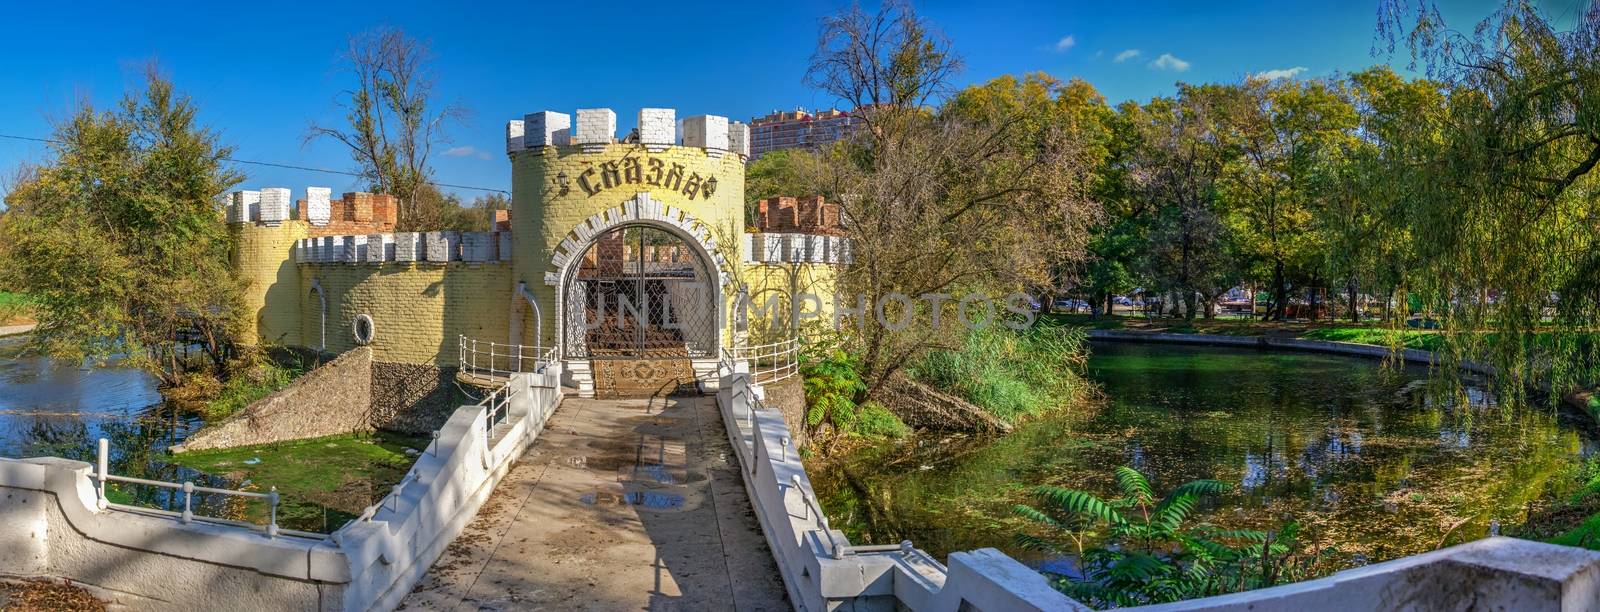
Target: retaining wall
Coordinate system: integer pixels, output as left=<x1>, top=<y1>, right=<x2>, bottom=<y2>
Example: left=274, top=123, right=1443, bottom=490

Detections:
left=1086, top=329, right=1495, bottom=375
left=171, top=347, right=374, bottom=453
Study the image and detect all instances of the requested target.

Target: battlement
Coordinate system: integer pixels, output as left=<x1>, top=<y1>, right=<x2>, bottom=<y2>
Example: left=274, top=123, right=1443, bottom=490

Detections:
left=756, top=196, right=844, bottom=235
left=225, top=188, right=398, bottom=237
left=293, top=230, right=511, bottom=264
left=506, top=108, right=751, bottom=159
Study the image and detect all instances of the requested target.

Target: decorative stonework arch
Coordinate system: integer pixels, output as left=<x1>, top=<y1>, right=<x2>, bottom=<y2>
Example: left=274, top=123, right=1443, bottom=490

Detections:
left=543, top=192, right=730, bottom=288
left=548, top=191, right=729, bottom=362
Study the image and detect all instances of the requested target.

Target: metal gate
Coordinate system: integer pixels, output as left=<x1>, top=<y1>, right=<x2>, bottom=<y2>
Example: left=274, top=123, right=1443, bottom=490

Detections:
left=563, top=224, right=717, bottom=359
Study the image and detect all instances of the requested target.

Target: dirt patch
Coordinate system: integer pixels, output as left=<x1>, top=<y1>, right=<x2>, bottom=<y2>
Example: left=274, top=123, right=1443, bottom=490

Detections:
left=0, top=579, right=105, bottom=612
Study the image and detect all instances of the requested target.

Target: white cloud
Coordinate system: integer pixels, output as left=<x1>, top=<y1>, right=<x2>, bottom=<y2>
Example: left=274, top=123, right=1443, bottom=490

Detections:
left=1114, top=49, right=1141, bottom=63
left=1052, top=35, right=1076, bottom=52
left=1255, top=66, right=1308, bottom=80
left=443, top=145, right=492, bottom=160
left=1149, top=53, right=1191, bottom=72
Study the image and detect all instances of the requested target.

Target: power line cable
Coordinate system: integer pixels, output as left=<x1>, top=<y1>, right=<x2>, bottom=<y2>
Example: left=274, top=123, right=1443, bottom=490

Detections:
left=0, top=132, right=510, bottom=194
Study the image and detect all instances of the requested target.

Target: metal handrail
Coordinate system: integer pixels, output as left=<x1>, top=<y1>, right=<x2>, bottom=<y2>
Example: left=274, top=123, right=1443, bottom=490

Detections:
left=93, top=438, right=290, bottom=539
left=727, top=337, right=799, bottom=384
left=477, top=381, right=518, bottom=442
left=458, top=335, right=551, bottom=381
left=790, top=473, right=844, bottom=559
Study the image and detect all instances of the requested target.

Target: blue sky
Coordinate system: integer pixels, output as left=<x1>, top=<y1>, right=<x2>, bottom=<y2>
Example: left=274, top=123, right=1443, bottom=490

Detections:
left=0, top=0, right=1580, bottom=202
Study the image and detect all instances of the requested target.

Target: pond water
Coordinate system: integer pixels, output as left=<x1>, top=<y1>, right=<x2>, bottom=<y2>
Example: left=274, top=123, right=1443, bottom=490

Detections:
left=0, top=335, right=405, bottom=533
left=810, top=341, right=1599, bottom=574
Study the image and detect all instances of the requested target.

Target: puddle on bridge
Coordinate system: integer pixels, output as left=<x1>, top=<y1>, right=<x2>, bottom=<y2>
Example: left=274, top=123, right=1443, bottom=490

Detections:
left=579, top=489, right=687, bottom=510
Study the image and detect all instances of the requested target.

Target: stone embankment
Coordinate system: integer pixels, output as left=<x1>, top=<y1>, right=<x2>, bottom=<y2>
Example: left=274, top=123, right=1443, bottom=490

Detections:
left=0, top=323, right=37, bottom=338
left=172, top=347, right=375, bottom=453
left=1085, top=328, right=1493, bottom=373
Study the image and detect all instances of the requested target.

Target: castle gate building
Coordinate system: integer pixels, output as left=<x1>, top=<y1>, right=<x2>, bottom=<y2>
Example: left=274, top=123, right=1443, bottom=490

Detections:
left=228, top=107, right=849, bottom=400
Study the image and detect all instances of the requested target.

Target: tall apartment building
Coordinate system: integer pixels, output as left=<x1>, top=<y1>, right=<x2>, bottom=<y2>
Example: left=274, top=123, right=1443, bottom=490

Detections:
left=748, top=108, right=857, bottom=159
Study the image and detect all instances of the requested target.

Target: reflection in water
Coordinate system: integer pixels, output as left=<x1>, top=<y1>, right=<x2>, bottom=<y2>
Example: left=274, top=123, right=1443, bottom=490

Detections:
left=810, top=342, right=1598, bottom=574
left=0, top=336, right=348, bottom=532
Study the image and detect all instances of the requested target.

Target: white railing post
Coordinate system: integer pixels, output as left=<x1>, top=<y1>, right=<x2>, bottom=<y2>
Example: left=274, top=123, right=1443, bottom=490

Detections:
left=181, top=481, right=194, bottom=523
left=95, top=437, right=109, bottom=510
left=267, top=486, right=280, bottom=539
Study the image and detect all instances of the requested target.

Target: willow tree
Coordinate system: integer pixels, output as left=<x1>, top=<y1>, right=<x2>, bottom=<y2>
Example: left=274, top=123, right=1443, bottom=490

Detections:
left=1326, top=67, right=1444, bottom=323
left=1378, top=1, right=1600, bottom=390
left=0, top=69, right=245, bottom=386
left=803, top=1, right=1102, bottom=391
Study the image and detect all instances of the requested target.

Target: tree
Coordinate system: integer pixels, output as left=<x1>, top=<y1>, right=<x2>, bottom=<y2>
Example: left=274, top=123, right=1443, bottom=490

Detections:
left=307, top=27, right=466, bottom=231
left=802, top=1, right=1102, bottom=393
left=744, top=149, right=824, bottom=222
left=1220, top=78, right=1357, bottom=320
left=1320, top=67, right=1442, bottom=322
left=1377, top=0, right=1600, bottom=388
left=0, top=68, right=244, bottom=386
left=1126, top=86, right=1239, bottom=320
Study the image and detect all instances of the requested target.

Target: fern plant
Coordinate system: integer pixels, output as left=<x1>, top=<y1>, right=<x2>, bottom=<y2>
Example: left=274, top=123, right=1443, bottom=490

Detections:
left=1014, top=466, right=1302, bottom=608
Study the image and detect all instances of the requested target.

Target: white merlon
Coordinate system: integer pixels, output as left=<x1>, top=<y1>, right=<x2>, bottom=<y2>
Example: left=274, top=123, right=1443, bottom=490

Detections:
left=317, top=237, right=335, bottom=262
left=258, top=188, right=291, bottom=224
left=227, top=190, right=260, bottom=224
left=461, top=231, right=494, bottom=262
left=524, top=111, right=571, bottom=148
left=340, top=235, right=367, bottom=263
left=682, top=115, right=730, bottom=150
left=395, top=232, right=420, bottom=262
left=728, top=121, right=750, bottom=158
left=575, top=108, right=616, bottom=145
left=306, top=187, right=332, bottom=226
left=365, top=234, right=391, bottom=263
left=551, top=128, right=572, bottom=146
left=505, top=120, right=525, bottom=153
left=638, top=108, right=675, bottom=146
left=497, top=231, right=512, bottom=261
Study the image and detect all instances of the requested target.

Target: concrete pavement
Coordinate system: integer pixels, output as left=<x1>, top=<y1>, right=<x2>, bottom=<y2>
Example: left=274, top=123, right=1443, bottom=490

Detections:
left=399, top=395, right=788, bottom=611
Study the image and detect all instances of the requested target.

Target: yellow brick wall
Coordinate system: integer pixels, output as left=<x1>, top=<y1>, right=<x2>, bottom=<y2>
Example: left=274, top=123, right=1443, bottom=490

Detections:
left=232, top=221, right=308, bottom=346
left=740, top=261, right=841, bottom=342
left=510, top=144, right=747, bottom=350
left=298, top=262, right=514, bottom=365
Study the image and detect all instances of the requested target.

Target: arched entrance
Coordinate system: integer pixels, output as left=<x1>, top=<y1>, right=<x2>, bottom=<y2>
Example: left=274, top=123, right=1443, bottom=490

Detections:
left=561, top=223, right=719, bottom=362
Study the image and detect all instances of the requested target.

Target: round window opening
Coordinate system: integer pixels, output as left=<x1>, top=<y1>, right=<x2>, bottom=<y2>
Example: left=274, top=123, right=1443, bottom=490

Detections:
left=352, top=314, right=375, bottom=346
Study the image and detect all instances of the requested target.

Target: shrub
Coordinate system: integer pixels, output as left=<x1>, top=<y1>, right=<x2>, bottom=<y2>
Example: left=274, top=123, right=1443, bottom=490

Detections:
left=910, top=324, right=1091, bottom=423
left=801, top=348, right=907, bottom=438
left=1015, top=466, right=1315, bottom=608
left=199, top=353, right=308, bottom=421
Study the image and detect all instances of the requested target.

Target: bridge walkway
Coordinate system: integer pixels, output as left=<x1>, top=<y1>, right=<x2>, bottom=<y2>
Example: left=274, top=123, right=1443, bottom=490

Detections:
left=398, top=394, right=789, bottom=611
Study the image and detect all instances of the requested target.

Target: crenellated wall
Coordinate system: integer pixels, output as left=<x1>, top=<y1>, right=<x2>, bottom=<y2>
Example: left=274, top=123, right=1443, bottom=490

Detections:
left=229, top=107, right=848, bottom=384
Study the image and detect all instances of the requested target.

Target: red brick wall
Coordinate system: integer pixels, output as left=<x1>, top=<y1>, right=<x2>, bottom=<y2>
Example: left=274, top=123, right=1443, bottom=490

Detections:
left=755, top=196, right=843, bottom=235
left=299, top=192, right=399, bottom=237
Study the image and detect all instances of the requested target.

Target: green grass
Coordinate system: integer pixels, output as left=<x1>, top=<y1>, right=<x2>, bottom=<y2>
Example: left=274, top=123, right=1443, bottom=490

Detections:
left=1049, top=313, right=1450, bottom=352
left=167, top=431, right=428, bottom=531
left=1299, top=327, right=1444, bottom=351
left=910, top=324, right=1092, bottom=424
left=202, top=358, right=307, bottom=421
left=0, top=291, right=33, bottom=325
